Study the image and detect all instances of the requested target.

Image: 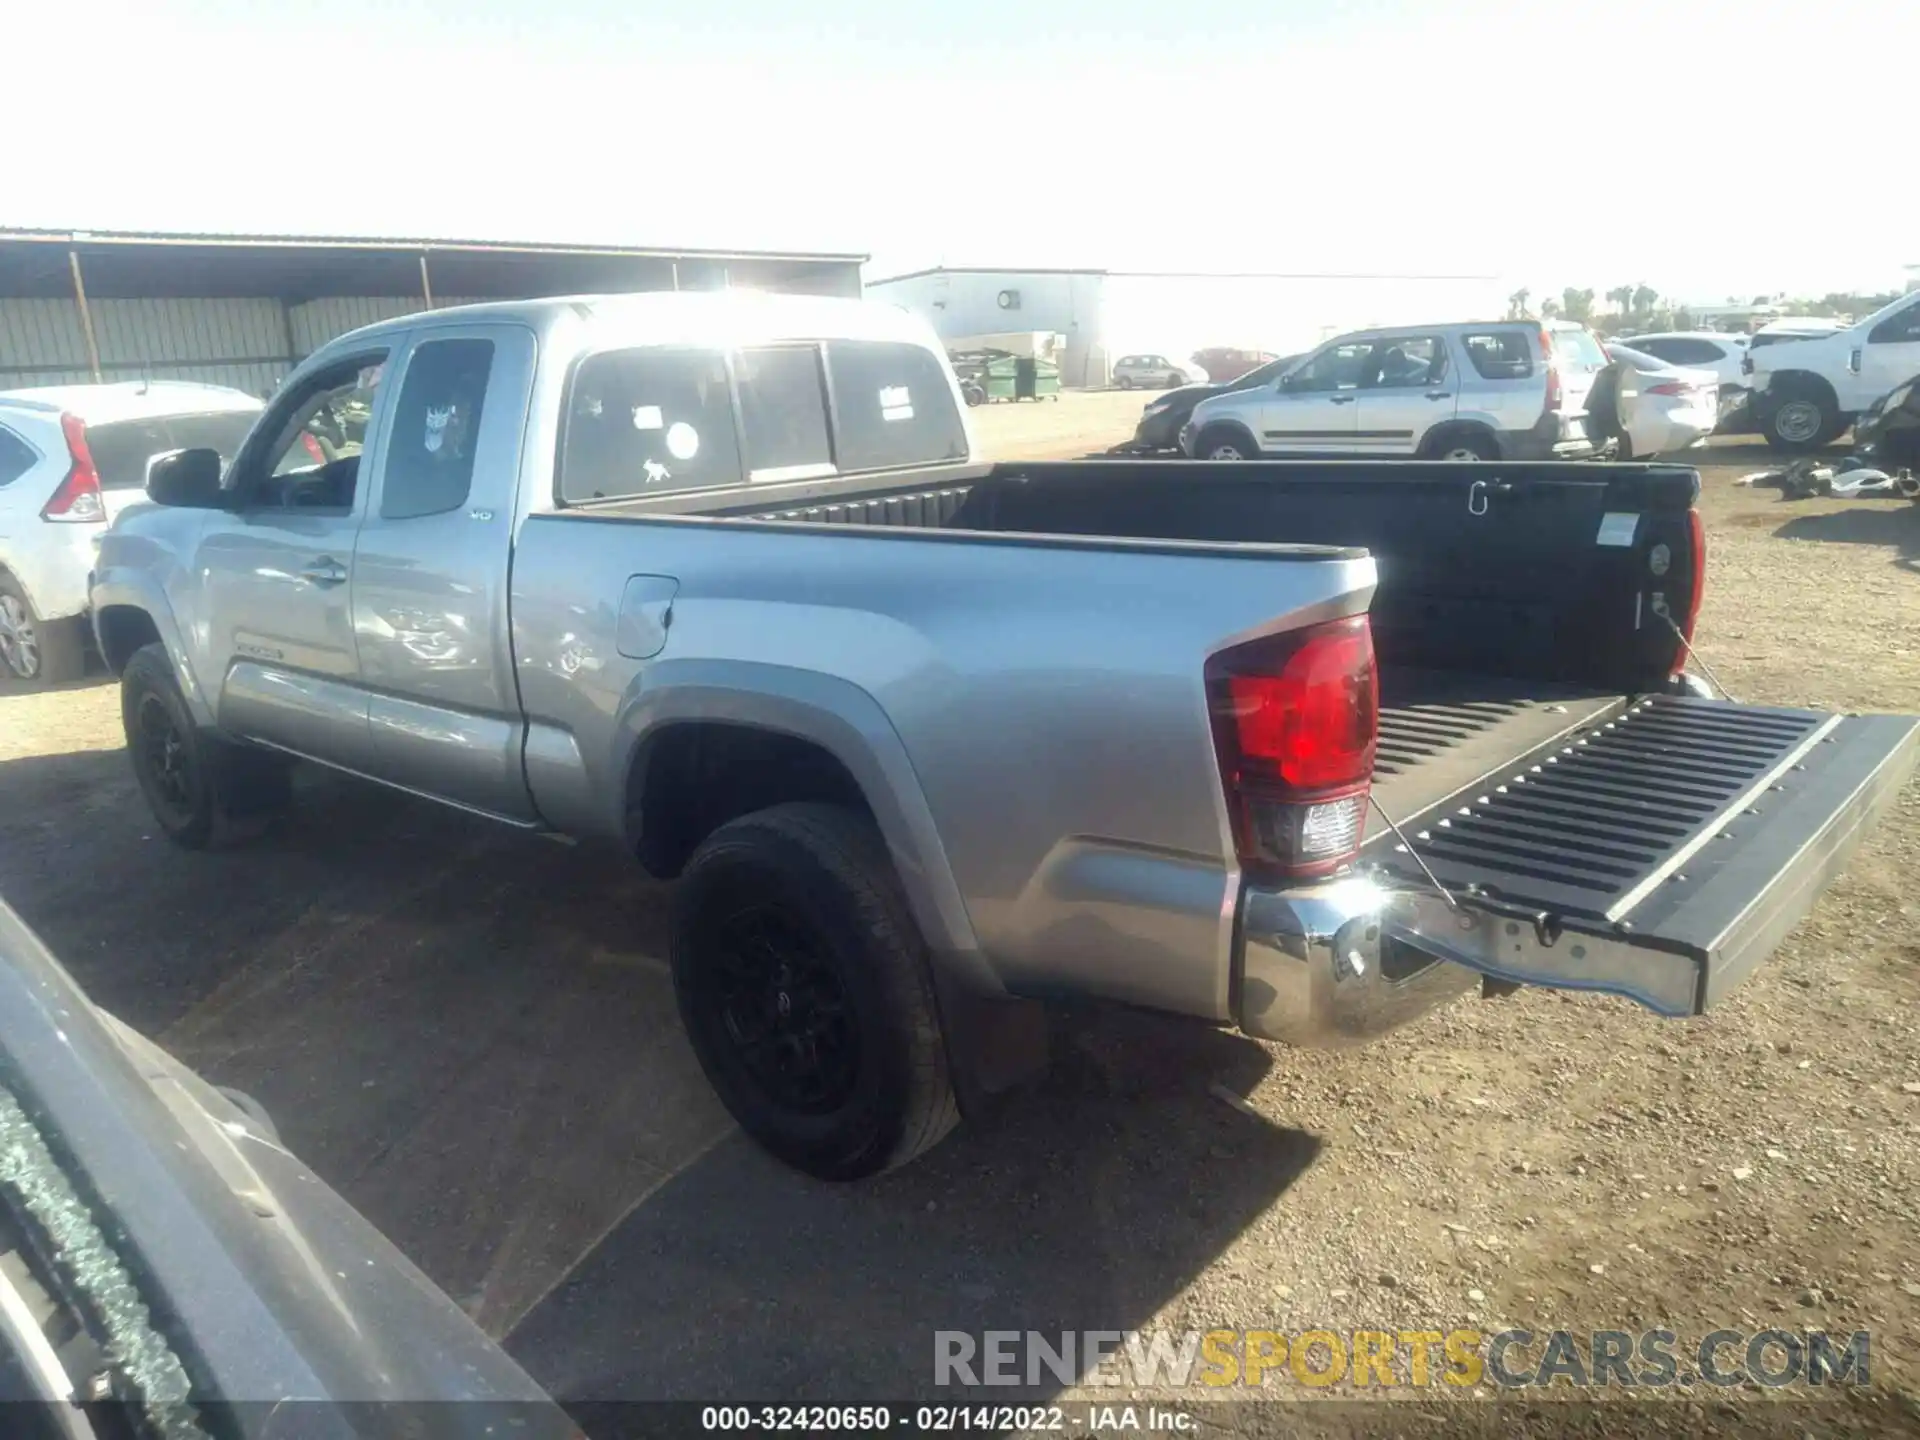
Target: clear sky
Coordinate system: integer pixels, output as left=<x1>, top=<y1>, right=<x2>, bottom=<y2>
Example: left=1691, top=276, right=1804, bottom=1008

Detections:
left=13, top=0, right=1914, bottom=304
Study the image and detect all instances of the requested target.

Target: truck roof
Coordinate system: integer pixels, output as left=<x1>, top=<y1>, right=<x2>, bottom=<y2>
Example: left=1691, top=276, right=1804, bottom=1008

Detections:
left=329, top=290, right=943, bottom=355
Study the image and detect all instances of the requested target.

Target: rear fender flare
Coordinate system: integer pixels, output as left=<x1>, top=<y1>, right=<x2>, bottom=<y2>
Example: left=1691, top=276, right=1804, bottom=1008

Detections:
left=611, top=658, right=995, bottom=993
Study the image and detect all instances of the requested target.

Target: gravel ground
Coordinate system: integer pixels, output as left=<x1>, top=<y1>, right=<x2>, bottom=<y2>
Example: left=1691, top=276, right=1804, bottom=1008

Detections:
left=0, top=409, right=1915, bottom=1431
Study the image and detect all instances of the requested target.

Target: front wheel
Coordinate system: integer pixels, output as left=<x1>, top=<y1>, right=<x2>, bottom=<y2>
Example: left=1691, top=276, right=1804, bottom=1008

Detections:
left=1165, top=373, right=1185, bottom=389
left=1116, top=375, right=1133, bottom=390
left=1194, top=426, right=1258, bottom=461
left=671, top=803, right=958, bottom=1180
left=121, top=643, right=290, bottom=849
left=1764, top=394, right=1838, bottom=452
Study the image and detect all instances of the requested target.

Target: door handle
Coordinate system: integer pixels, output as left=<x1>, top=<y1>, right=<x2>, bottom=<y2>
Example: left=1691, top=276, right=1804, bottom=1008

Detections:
left=1426, top=391, right=1452, bottom=400
left=300, top=558, right=349, bottom=587
left=1329, top=395, right=1357, bottom=405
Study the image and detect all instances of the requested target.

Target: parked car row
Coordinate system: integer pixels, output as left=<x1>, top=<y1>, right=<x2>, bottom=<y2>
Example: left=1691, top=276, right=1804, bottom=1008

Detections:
left=0, top=382, right=262, bottom=684
left=1175, top=320, right=1623, bottom=462
left=1110, top=299, right=1920, bottom=466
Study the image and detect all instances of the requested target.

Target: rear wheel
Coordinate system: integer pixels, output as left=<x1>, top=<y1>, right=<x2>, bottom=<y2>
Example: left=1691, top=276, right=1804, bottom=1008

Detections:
left=0, top=575, right=86, bottom=687
left=1116, top=375, right=1133, bottom=390
left=671, top=803, right=957, bottom=1180
left=1422, top=430, right=1497, bottom=462
left=121, top=643, right=290, bottom=849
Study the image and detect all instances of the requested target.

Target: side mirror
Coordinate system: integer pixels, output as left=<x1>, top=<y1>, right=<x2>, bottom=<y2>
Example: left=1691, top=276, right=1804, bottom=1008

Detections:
left=146, top=448, right=227, bottom=509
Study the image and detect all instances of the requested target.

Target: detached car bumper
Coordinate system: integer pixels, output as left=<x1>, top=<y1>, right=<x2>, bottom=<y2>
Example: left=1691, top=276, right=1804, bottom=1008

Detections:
left=1235, top=700, right=1919, bottom=1046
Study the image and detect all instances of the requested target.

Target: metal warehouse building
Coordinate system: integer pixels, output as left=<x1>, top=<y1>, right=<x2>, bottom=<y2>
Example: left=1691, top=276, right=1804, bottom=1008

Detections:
left=0, top=229, right=866, bottom=395
left=864, top=266, right=1509, bottom=388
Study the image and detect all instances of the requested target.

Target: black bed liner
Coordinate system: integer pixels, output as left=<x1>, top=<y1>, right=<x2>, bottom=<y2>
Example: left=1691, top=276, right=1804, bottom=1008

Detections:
left=1368, top=668, right=1625, bottom=840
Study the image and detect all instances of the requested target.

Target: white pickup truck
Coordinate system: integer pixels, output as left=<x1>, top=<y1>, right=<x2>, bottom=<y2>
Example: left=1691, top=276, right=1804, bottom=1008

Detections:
left=1745, top=291, right=1920, bottom=451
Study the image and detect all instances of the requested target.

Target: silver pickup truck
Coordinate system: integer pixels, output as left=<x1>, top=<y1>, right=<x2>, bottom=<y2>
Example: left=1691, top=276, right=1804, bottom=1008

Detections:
left=91, top=293, right=1919, bottom=1180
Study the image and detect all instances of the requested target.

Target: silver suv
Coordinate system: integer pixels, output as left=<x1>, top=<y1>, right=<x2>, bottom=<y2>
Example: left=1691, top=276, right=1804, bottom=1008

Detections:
left=1182, top=320, right=1608, bottom=461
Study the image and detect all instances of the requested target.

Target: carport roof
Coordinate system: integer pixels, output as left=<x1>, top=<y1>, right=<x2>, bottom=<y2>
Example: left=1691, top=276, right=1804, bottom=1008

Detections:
left=0, top=228, right=868, bottom=301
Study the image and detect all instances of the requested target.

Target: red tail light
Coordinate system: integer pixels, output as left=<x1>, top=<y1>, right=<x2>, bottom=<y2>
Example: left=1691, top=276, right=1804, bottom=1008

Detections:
left=1208, top=615, right=1378, bottom=880
left=40, top=414, right=106, bottom=523
left=1679, top=508, right=1706, bottom=652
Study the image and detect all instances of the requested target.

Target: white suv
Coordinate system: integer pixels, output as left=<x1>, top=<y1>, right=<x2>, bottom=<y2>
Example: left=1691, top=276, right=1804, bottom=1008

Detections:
left=0, top=382, right=260, bottom=685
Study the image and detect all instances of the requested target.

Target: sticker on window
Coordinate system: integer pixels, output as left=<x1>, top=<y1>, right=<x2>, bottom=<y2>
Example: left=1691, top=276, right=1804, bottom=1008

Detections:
left=631, top=404, right=663, bottom=431
left=1596, top=512, right=1640, bottom=547
left=643, top=459, right=671, bottom=486
left=425, top=404, right=454, bottom=454
left=666, top=422, right=700, bottom=460
left=879, top=385, right=914, bottom=422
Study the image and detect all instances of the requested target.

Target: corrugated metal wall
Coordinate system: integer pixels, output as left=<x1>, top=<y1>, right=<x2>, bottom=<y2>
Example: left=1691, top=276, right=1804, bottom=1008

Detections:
left=0, top=294, right=483, bottom=395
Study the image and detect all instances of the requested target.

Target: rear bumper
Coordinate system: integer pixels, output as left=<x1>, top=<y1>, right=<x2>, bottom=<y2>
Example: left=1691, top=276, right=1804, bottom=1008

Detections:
left=1498, top=415, right=1597, bottom=461
left=1236, top=708, right=1919, bottom=1046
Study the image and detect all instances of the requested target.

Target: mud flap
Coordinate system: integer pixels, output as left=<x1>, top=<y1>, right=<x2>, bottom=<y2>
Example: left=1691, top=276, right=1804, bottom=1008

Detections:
left=1369, top=697, right=1919, bottom=1015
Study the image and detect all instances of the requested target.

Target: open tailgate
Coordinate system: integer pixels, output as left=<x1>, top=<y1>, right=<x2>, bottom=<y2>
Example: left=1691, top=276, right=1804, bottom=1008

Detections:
left=1370, top=695, right=1919, bottom=1015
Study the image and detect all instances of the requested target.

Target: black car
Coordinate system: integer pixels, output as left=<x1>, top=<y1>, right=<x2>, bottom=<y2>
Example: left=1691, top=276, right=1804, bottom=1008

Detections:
left=1852, top=370, right=1920, bottom=472
left=1118, top=354, right=1299, bottom=453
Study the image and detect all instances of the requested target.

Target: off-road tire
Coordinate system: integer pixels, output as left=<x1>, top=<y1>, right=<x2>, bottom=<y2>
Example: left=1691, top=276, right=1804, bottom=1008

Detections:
left=120, top=643, right=291, bottom=849
left=671, top=802, right=958, bottom=1180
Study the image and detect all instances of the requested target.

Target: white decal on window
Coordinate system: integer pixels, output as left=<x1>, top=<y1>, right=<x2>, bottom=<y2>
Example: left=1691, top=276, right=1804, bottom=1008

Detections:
left=631, top=404, right=664, bottom=431
left=879, top=385, right=914, bottom=421
left=424, top=404, right=453, bottom=454
left=666, top=422, right=701, bottom=460
left=643, top=458, right=671, bottom=485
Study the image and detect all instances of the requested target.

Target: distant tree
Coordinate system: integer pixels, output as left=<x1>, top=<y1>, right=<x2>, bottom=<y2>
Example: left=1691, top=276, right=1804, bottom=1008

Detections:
left=1541, top=297, right=1564, bottom=320
left=1607, top=285, right=1635, bottom=317
left=1632, top=283, right=1658, bottom=316
left=1672, top=306, right=1695, bottom=331
left=1506, top=287, right=1532, bottom=320
left=1562, top=288, right=1596, bottom=323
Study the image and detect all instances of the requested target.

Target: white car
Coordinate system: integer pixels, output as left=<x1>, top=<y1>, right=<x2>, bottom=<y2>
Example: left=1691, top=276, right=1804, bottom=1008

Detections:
left=1111, top=353, right=1208, bottom=389
left=0, top=382, right=261, bottom=685
left=1618, top=331, right=1750, bottom=422
left=1603, top=344, right=1719, bottom=459
left=1744, top=293, right=1920, bottom=450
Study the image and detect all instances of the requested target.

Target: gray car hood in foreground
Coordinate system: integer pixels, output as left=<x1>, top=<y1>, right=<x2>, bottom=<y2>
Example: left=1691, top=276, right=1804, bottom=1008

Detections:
left=0, top=898, right=579, bottom=1440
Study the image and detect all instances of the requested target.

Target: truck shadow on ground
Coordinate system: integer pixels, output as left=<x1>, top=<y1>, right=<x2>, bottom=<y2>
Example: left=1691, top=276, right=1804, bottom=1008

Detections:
left=1772, top=503, right=1920, bottom=572
left=0, top=748, right=1321, bottom=1401
left=506, top=1005, right=1319, bottom=1407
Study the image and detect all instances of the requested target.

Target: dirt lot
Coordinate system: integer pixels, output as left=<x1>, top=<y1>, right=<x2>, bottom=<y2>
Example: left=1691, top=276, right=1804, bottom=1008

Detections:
left=1, top=398, right=1917, bottom=1430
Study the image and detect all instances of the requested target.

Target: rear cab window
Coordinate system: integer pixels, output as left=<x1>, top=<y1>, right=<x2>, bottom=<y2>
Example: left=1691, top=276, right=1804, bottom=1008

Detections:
left=1460, top=331, right=1535, bottom=380
left=557, top=339, right=967, bottom=504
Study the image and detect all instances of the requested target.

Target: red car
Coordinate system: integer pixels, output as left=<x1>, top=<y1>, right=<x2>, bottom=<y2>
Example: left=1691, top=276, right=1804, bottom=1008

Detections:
left=1192, top=347, right=1280, bottom=383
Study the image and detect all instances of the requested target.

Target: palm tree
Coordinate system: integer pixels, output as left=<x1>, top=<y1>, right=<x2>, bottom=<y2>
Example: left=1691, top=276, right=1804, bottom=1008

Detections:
left=1562, top=288, right=1596, bottom=323
left=1541, top=297, right=1564, bottom=320
left=1607, top=285, right=1635, bottom=317
left=1506, top=287, right=1532, bottom=320
left=1632, top=283, right=1658, bottom=317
